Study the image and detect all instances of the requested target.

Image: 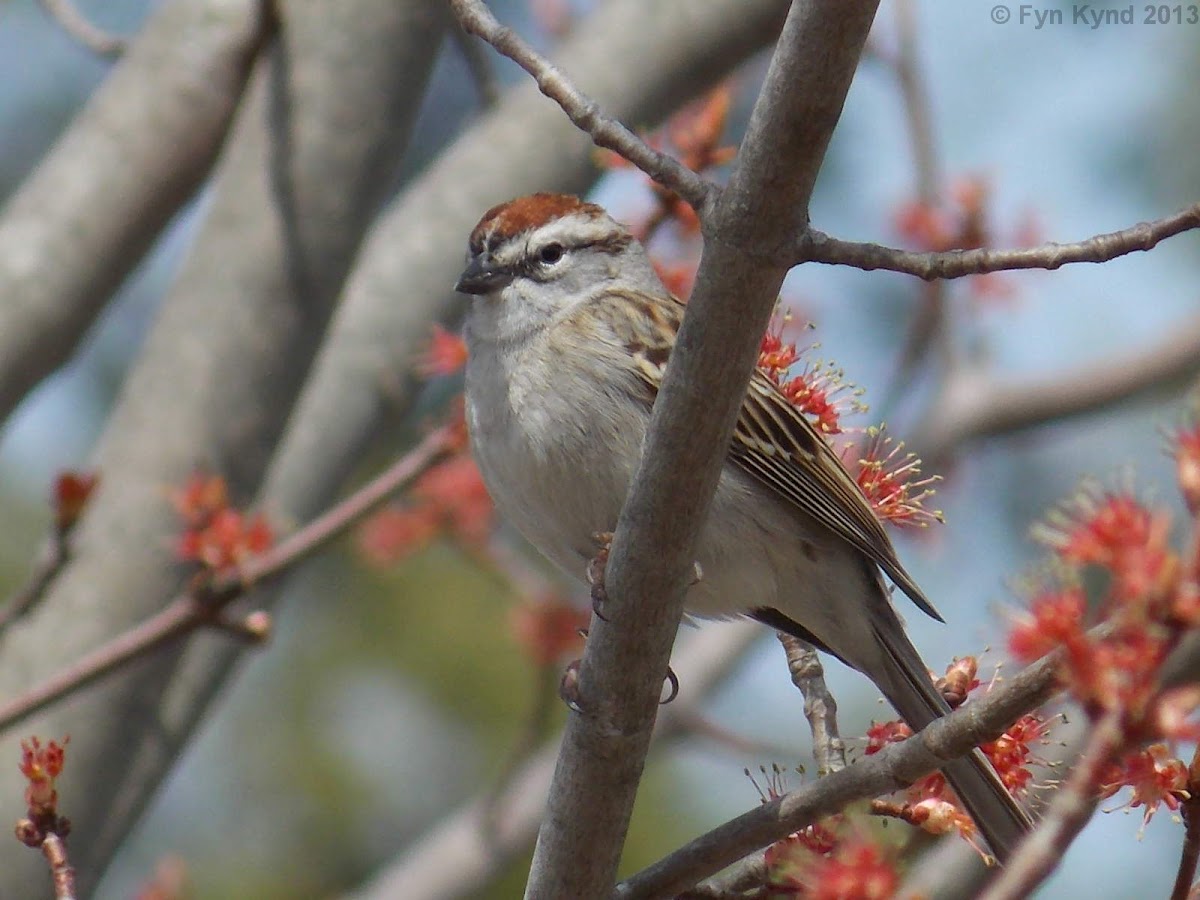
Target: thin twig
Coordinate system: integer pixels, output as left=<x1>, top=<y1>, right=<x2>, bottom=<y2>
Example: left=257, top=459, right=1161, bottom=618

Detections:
left=677, top=853, right=769, bottom=899
left=614, top=642, right=1064, bottom=899
left=890, top=0, right=937, bottom=204
left=799, top=201, right=1200, bottom=279
left=0, top=537, right=70, bottom=635
left=446, top=0, right=716, bottom=214
left=776, top=633, right=845, bottom=775
left=37, top=0, right=127, bottom=56
left=40, top=833, right=77, bottom=900
left=878, top=0, right=953, bottom=411
left=0, top=476, right=96, bottom=633
left=0, top=426, right=456, bottom=734
left=671, top=710, right=798, bottom=759
left=452, top=25, right=500, bottom=109
left=919, top=311, right=1200, bottom=462
left=1172, top=746, right=1200, bottom=900
left=978, top=711, right=1123, bottom=900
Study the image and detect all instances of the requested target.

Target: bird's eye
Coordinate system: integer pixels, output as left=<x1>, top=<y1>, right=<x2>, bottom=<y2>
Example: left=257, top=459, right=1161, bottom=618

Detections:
left=538, top=243, right=565, bottom=265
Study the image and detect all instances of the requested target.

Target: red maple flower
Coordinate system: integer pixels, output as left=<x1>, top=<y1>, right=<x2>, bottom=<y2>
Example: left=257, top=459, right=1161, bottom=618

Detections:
left=176, top=508, right=272, bottom=572
left=765, top=823, right=897, bottom=899
left=411, top=455, right=494, bottom=547
left=1037, top=490, right=1178, bottom=607
left=358, top=455, right=495, bottom=564
left=778, top=368, right=844, bottom=435
left=1172, top=422, right=1200, bottom=516
left=19, top=736, right=68, bottom=818
left=169, top=472, right=229, bottom=529
left=1007, top=587, right=1086, bottom=664
left=758, top=321, right=801, bottom=377
left=848, top=428, right=942, bottom=528
left=356, top=505, right=442, bottom=565
left=801, top=838, right=900, bottom=900
left=170, top=471, right=273, bottom=573
left=981, top=713, right=1053, bottom=796
left=864, top=719, right=912, bottom=755
left=53, top=470, right=98, bottom=532
left=1099, top=744, right=1190, bottom=828
left=508, top=593, right=588, bottom=666
left=418, top=325, right=469, bottom=378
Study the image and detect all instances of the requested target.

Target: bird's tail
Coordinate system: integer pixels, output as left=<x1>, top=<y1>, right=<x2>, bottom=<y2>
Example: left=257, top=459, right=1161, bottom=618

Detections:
left=872, top=616, right=1033, bottom=863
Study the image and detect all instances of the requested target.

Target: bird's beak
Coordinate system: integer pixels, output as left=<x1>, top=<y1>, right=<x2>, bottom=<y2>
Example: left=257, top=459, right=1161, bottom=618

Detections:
left=455, top=256, right=512, bottom=295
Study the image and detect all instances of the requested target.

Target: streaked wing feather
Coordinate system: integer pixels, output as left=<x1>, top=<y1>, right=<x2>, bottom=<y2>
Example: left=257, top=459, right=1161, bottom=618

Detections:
left=734, top=375, right=941, bottom=621
left=580, top=289, right=940, bottom=622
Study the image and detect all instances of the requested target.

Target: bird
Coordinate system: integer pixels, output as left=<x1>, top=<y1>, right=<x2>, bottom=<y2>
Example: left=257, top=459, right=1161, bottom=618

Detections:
left=455, top=191, right=1031, bottom=861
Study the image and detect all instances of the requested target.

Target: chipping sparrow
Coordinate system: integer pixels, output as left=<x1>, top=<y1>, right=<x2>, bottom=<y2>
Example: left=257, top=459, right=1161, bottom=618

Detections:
left=457, top=192, right=1031, bottom=860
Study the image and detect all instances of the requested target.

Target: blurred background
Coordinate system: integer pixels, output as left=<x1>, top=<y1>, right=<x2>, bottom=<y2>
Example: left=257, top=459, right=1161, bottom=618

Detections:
left=0, top=0, right=1197, bottom=897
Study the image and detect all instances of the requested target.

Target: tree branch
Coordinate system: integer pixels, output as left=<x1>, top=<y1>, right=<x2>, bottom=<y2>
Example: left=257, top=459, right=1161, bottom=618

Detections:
left=872, top=0, right=954, bottom=411
left=799, top=201, right=1200, bottom=279
left=451, top=25, right=500, bottom=109
left=39, top=833, right=76, bottom=900
left=614, top=646, right=1063, bottom=899
left=0, top=0, right=268, bottom=427
left=0, top=424, right=455, bottom=735
left=0, top=534, right=71, bottom=635
left=524, top=3, right=882, bottom=897
left=919, top=311, right=1200, bottom=462
left=447, top=0, right=715, bottom=213
left=978, top=711, right=1121, bottom=900
left=777, top=633, right=845, bottom=775
left=0, top=2, right=448, bottom=891
left=1172, top=747, right=1200, bottom=900
left=37, top=0, right=128, bottom=56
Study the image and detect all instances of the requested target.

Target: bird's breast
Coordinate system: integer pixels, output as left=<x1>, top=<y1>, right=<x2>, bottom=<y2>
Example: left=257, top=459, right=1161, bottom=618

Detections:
left=465, top=344, right=643, bottom=573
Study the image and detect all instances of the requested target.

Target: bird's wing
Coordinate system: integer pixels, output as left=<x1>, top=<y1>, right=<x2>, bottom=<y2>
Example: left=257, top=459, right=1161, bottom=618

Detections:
left=731, top=370, right=940, bottom=620
left=584, top=289, right=940, bottom=621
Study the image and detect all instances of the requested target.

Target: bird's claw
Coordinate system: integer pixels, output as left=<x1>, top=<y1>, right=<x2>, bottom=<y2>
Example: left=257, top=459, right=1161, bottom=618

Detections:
left=586, top=531, right=614, bottom=622
left=558, top=658, right=584, bottom=712
left=661, top=665, right=680, bottom=704
left=558, top=627, right=678, bottom=708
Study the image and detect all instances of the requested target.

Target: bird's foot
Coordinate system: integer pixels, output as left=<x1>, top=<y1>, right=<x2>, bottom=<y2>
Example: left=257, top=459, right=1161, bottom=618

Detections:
left=558, top=627, right=680, bottom=711
left=586, top=531, right=614, bottom=621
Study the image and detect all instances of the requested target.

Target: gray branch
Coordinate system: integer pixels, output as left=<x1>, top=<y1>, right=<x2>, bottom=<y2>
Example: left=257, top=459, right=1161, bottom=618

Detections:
left=0, top=1, right=446, bottom=893
left=36, top=0, right=129, bottom=56
left=615, top=646, right=1062, bottom=899
left=448, top=0, right=715, bottom=212
left=777, top=633, right=845, bottom=775
left=0, top=0, right=267, bottom=426
left=918, top=311, right=1200, bottom=463
left=800, top=201, right=1200, bottom=279
left=523, top=3, right=883, bottom=897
